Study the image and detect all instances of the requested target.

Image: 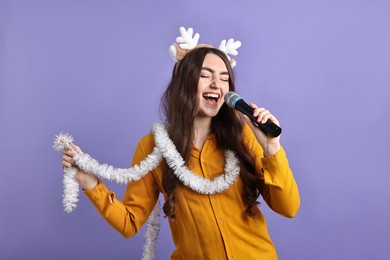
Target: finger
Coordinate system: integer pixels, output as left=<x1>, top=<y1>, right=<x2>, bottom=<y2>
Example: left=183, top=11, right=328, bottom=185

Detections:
left=63, top=150, right=74, bottom=157
left=70, top=143, right=83, bottom=155
left=258, top=110, right=271, bottom=124
left=253, top=107, right=266, bottom=119
left=62, top=161, right=72, bottom=169
left=260, top=112, right=280, bottom=126
left=62, top=154, right=73, bottom=163
left=261, top=113, right=272, bottom=124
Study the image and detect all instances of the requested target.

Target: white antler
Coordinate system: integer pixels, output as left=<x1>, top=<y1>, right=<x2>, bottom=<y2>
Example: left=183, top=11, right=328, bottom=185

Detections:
left=218, top=38, right=241, bottom=68
left=176, top=27, right=200, bottom=50
left=218, top=38, right=242, bottom=57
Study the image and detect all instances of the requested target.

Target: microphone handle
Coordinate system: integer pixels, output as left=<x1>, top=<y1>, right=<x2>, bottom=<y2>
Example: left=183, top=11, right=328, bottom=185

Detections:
left=235, top=99, right=282, bottom=138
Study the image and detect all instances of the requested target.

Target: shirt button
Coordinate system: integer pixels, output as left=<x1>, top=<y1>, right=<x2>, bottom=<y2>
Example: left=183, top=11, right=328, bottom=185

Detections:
left=226, top=237, right=230, bottom=241
left=218, top=219, right=224, bottom=224
left=201, top=157, right=205, bottom=162
left=211, top=199, right=216, bottom=204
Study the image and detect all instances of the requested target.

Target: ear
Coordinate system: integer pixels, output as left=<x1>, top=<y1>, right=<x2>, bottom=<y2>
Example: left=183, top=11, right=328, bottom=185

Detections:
left=169, top=43, right=188, bottom=62
left=230, top=58, right=237, bottom=68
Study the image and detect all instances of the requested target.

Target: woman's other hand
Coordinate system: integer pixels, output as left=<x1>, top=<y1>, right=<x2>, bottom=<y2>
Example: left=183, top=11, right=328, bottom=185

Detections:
left=61, top=143, right=98, bottom=190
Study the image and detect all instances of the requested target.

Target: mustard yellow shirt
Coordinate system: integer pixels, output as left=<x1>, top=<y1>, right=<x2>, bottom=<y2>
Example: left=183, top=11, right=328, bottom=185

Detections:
left=84, top=123, right=300, bottom=259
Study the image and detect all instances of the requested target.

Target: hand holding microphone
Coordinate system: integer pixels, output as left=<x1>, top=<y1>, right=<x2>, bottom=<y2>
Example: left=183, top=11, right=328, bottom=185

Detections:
left=224, top=91, right=282, bottom=138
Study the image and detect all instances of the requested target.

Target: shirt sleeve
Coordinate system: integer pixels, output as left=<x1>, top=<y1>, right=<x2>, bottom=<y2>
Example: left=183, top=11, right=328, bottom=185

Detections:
left=242, top=123, right=300, bottom=218
left=84, top=134, right=160, bottom=238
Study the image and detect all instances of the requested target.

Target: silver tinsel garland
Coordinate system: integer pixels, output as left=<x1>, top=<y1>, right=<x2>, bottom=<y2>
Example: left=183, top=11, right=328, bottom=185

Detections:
left=53, top=123, right=240, bottom=259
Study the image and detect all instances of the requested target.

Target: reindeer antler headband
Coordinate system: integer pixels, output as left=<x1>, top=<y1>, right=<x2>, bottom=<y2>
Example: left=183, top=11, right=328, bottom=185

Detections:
left=168, top=27, right=242, bottom=68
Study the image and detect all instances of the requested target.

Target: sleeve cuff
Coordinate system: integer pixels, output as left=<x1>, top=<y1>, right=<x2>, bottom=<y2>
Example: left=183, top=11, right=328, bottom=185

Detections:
left=83, top=180, right=109, bottom=202
left=261, top=147, right=291, bottom=188
left=261, top=146, right=288, bottom=169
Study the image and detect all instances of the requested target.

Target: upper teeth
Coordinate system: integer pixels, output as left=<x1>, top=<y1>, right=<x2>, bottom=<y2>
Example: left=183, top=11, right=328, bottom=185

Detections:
left=204, top=93, right=219, bottom=98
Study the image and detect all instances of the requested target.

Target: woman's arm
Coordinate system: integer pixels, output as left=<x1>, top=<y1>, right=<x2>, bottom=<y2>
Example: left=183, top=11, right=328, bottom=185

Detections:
left=242, top=107, right=300, bottom=218
left=258, top=147, right=300, bottom=218
left=63, top=136, right=160, bottom=238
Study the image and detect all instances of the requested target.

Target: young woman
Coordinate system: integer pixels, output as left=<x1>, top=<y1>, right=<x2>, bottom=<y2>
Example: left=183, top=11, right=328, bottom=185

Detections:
left=62, top=47, right=300, bottom=259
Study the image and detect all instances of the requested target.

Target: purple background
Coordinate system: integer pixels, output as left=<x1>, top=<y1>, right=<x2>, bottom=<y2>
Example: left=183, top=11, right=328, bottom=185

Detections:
left=1, top=1, right=389, bottom=259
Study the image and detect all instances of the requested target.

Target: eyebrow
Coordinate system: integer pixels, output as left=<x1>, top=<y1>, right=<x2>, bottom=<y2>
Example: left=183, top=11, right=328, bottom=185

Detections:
left=201, top=67, right=229, bottom=76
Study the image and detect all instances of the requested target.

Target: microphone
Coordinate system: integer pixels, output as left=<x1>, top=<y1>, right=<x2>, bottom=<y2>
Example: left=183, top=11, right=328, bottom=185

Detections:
left=224, top=91, right=282, bottom=137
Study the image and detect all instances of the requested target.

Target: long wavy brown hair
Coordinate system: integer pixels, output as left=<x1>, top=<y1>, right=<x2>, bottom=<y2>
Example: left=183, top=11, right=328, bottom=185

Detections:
left=160, top=47, right=264, bottom=219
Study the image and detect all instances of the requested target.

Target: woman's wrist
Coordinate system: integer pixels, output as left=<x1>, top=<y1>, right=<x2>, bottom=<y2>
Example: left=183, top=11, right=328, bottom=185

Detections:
left=264, top=142, right=281, bottom=157
left=82, top=176, right=99, bottom=190
left=77, top=171, right=99, bottom=190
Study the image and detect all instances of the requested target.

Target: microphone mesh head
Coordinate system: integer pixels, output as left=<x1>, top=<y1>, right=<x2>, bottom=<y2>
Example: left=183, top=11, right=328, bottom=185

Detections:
left=224, top=91, right=241, bottom=108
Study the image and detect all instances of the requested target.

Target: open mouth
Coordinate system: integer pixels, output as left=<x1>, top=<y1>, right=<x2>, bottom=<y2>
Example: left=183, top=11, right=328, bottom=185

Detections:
left=203, top=93, right=220, bottom=104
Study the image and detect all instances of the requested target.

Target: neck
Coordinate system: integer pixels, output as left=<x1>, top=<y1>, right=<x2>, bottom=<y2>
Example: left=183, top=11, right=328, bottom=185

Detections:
left=193, top=116, right=212, bottom=150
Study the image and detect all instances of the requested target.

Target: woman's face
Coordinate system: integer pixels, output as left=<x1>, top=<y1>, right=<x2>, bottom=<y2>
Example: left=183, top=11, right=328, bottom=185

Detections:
left=196, top=53, right=230, bottom=118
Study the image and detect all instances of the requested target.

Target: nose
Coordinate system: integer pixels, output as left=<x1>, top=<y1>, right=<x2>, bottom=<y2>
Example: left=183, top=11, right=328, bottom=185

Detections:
left=210, top=75, right=221, bottom=88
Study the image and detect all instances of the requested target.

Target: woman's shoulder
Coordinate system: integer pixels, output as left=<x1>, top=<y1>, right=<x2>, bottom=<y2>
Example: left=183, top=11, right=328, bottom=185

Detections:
left=137, top=132, right=156, bottom=152
left=241, top=122, right=262, bottom=152
left=132, top=132, right=157, bottom=166
left=241, top=121, right=255, bottom=139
